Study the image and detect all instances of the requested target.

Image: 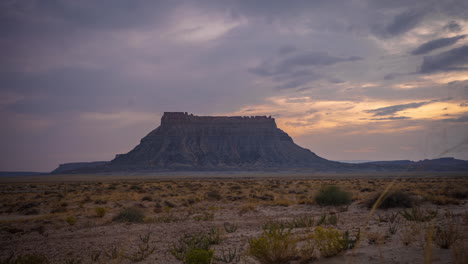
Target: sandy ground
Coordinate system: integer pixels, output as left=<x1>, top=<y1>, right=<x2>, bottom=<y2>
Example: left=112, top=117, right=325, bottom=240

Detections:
left=0, top=173, right=467, bottom=263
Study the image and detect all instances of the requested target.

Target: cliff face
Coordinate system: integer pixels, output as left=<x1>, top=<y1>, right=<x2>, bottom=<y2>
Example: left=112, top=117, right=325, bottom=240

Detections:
left=110, top=112, right=334, bottom=169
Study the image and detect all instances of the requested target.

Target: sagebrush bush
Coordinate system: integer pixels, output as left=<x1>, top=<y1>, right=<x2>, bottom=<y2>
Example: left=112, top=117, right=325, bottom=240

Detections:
left=247, top=227, right=297, bottom=264
left=315, top=185, right=351, bottom=206
left=113, top=207, right=144, bottom=222
left=367, top=190, right=414, bottom=209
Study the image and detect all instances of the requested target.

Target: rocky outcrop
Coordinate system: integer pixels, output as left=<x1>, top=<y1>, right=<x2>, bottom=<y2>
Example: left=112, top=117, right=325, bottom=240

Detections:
left=109, top=112, right=338, bottom=170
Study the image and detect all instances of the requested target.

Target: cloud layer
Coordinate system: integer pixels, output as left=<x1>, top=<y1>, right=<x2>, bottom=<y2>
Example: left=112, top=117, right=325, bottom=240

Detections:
left=1, top=0, right=468, bottom=170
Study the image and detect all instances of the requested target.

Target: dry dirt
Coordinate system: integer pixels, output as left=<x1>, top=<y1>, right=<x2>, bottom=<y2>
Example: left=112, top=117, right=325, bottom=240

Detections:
left=0, top=172, right=467, bottom=263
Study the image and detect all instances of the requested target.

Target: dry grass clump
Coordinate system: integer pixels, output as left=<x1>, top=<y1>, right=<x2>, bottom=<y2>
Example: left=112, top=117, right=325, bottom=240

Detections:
left=239, top=201, right=258, bottom=215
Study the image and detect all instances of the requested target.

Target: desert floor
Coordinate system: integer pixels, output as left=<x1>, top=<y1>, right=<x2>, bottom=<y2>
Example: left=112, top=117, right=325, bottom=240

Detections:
left=0, top=172, right=467, bottom=263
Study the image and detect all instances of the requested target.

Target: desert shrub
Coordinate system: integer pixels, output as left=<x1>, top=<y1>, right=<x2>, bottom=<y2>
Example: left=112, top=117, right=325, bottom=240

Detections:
left=123, top=231, right=156, bottom=262
left=95, top=207, right=106, bottom=218
left=316, top=213, right=338, bottom=226
left=170, top=228, right=221, bottom=263
left=223, top=222, right=238, bottom=233
left=113, top=207, right=144, bottom=223
left=247, top=227, right=297, bottom=264
left=426, top=195, right=460, bottom=205
left=400, top=223, right=422, bottom=246
left=367, top=232, right=384, bottom=245
left=453, top=243, right=468, bottom=264
left=206, top=190, right=222, bottom=201
left=141, top=196, right=152, bottom=201
left=0, top=254, right=49, bottom=264
left=434, top=219, right=460, bottom=249
left=185, top=249, right=213, bottom=264
left=311, top=227, right=353, bottom=257
left=399, top=208, right=437, bottom=222
left=163, top=200, right=176, bottom=208
left=239, top=202, right=257, bottom=214
left=65, top=216, right=77, bottom=226
left=290, top=215, right=315, bottom=228
left=192, top=211, right=214, bottom=221
left=367, top=190, right=414, bottom=209
left=315, top=185, right=351, bottom=206
left=214, top=247, right=241, bottom=263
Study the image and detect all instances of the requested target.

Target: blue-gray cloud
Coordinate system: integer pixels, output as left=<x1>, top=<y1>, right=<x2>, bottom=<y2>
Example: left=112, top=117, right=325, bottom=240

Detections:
left=420, top=45, right=468, bottom=73
left=411, top=35, right=466, bottom=55
left=365, top=102, right=429, bottom=116
left=370, top=116, right=410, bottom=120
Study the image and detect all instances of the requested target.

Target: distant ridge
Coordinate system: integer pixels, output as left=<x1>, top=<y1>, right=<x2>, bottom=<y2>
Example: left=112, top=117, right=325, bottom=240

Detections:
left=0, top=171, right=47, bottom=177
left=51, top=161, right=109, bottom=174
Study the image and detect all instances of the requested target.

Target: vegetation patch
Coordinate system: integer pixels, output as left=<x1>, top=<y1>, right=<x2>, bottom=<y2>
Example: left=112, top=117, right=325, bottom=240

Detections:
left=112, top=207, right=145, bottom=223
left=247, top=226, right=297, bottom=264
left=315, top=185, right=351, bottom=206
left=367, top=190, right=414, bottom=209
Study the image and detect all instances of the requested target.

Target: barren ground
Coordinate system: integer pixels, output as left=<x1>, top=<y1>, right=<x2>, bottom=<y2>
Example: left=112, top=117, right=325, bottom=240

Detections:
left=0, top=172, right=467, bottom=263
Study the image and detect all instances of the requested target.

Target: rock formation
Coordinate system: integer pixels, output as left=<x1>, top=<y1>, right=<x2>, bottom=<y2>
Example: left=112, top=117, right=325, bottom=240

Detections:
left=109, top=112, right=338, bottom=170
left=48, top=112, right=468, bottom=173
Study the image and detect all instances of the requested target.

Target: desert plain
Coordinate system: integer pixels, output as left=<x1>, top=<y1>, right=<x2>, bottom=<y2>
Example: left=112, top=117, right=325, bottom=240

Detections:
left=0, top=172, right=467, bottom=264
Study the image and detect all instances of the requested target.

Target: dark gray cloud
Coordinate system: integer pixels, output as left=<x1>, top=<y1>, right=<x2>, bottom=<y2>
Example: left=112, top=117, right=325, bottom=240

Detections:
left=420, top=45, right=468, bottom=73
left=411, top=35, right=466, bottom=55
left=0, top=0, right=175, bottom=36
left=373, top=10, right=425, bottom=38
left=364, top=98, right=452, bottom=116
left=278, top=45, right=296, bottom=55
left=444, top=21, right=463, bottom=32
left=250, top=52, right=362, bottom=77
left=365, top=102, right=429, bottom=116
left=249, top=51, right=362, bottom=90
left=279, top=53, right=362, bottom=71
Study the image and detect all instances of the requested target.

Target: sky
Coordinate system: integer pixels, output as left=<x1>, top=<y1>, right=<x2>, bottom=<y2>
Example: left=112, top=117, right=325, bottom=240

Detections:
left=1, top=0, right=468, bottom=171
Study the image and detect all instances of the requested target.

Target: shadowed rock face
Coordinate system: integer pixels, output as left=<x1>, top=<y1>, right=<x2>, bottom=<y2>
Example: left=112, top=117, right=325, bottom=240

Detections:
left=110, top=112, right=334, bottom=169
